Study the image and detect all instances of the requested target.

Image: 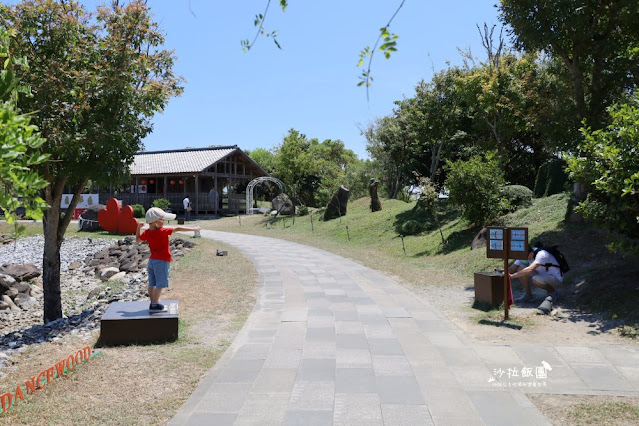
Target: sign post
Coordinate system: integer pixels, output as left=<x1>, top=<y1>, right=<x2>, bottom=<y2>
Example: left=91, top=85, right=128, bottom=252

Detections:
left=486, top=227, right=528, bottom=320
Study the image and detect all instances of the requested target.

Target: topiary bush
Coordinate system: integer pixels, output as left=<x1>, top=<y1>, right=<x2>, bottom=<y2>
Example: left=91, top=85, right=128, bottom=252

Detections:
left=500, top=185, right=533, bottom=211
left=534, top=159, right=569, bottom=198
left=152, top=198, right=171, bottom=211
left=400, top=220, right=423, bottom=236
left=131, top=204, right=145, bottom=218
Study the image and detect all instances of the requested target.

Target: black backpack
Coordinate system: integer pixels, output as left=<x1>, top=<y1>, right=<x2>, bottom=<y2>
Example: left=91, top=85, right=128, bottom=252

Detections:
left=534, top=245, right=570, bottom=276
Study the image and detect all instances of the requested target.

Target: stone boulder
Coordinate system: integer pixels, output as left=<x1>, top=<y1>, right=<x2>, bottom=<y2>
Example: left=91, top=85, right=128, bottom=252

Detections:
left=0, top=274, right=16, bottom=293
left=369, top=178, right=382, bottom=212
left=0, top=264, right=41, bottom=281
left=99, top=267, right=121, bottom=282
left=471, top=228, right=488, bottom=250
left=78, top=204, right=105, bottom=232
left=2, top=295, right=20, bottom=312
left=108, top=271, right=127, bottom=282
left=271, top=193, right=294, bottom=215
left=14, top=282, right=31, bottom=294
left=14, top=293, right=36, bottom=310
left=323, top=186, right=350, bottom=221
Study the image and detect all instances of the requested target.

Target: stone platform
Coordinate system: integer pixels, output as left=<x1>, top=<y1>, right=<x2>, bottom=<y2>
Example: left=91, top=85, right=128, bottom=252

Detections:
left=99, top=300, right=179, bottom=346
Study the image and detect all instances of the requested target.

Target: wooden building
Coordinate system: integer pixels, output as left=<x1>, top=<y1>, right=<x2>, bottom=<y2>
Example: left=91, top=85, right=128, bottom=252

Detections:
left=104, top=146, right=269, bottom=216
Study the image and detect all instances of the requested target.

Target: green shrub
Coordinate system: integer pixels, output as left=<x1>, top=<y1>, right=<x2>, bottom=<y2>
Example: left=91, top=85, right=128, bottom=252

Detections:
left=400, top=220, right=422, bottom=236
left=566, top=101, right=639, bottom=240
left=397, top=187, right=412, bottom=203
left=131, top=204, right=145, bottom=218
left=501, top=185, right=533, bottom=211
left=298, top=204, right=309, bottom=216
left=444, top=152, right=507, bottom=227
left=152, top=198, right=171, bottom=211
left=534, top=159, right=569, bottom=198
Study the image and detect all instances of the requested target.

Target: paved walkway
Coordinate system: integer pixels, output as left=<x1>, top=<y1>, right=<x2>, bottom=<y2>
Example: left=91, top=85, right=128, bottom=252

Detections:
left=171, top=230, right=639, bottom=425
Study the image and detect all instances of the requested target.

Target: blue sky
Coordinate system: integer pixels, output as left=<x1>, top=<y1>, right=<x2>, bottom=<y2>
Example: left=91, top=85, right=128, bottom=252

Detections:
left=14, top=1, right=504, bottom=159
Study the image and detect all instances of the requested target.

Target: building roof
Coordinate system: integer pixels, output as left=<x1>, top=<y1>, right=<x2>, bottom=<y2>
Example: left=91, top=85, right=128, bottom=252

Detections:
left=131, top=145, right=255, bottom=175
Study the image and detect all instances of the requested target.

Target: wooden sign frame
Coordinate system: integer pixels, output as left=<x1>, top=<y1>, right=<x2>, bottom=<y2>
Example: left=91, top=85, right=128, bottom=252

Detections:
left=486, top=226, right=529, bottom=320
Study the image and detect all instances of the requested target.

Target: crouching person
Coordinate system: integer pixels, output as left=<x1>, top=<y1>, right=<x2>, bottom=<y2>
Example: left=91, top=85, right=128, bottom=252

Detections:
left=509, top=245, right=563, bottom=304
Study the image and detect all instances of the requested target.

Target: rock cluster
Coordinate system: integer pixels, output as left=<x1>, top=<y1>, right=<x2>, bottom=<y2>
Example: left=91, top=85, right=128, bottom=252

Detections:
left=85, top=236, right=195, bottom=279
left=0, top=266, right=41, bottom=312
left=0, top=234, right=16, bottom=246
left=0, top=235, right=196, bottom=377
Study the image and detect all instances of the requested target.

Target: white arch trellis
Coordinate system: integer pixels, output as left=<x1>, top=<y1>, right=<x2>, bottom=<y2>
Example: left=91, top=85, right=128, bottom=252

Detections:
left=245, top=177, right=285, bottom=215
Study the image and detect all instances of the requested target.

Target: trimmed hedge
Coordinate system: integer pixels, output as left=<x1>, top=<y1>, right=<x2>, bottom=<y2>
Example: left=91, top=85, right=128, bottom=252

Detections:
left=152, top=198, right=171, bottom=211
left=400, top=220, right=423, bottom=236
left=534, top=159, right=569, bottom=198
left=131, top=204, right=145, bottom=218
left=501, top=185, right=533, bottom=211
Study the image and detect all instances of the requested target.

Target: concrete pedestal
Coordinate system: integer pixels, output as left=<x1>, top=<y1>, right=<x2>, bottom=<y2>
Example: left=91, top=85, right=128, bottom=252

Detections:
left=99, top=300, right=179, bottom=346
left=474, top=272, right=504, bottom=306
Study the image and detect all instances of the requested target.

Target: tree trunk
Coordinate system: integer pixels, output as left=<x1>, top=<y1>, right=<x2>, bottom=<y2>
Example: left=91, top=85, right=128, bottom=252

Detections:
left=561, top=51, right=588, bottom=124
left=41, top=177, right=88, bottom=323
left=42, top=208, right=63, bottom=323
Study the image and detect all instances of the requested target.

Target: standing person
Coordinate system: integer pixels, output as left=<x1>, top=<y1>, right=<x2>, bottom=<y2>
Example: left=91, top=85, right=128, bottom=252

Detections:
left=136, top=207, right=200, bottom=312
left=183, top=195, right=191, bottom=221
left=509, top=245, right=563, bottom=303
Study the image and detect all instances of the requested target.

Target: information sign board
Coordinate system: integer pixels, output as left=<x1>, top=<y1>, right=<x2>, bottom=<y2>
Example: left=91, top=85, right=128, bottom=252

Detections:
left=486, top=227, right=529, bottom=260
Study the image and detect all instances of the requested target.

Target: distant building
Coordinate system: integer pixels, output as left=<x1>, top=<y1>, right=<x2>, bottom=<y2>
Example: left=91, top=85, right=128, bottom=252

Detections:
left=102, top=146, right=268, bottom=215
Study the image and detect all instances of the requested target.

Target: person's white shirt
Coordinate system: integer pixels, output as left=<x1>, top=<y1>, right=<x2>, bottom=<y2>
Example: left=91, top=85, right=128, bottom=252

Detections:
left=183, top=197, right=190, bottom=209
left=532, top=250, right=563, bottom=282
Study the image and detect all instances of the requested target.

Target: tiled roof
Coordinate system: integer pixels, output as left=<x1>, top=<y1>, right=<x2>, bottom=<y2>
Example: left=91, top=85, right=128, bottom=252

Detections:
left=131, top=146, right=238, bottom=175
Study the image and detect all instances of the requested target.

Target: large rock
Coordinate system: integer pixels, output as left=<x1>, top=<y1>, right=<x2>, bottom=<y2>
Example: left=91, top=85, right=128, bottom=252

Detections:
left=471, top=228, right=488, bottom=250
left=271, top=193, right=294, bottom=215
left=0, top=274, right=16, bottom=293
left=0, top=264, right=41, bottom=281
left=2, top=295, right=20, bottom=312
left=78, top=204, right=105, bottom=232
left=14, top=293, right=36, bottom=310
left=323, top=186, right=350, bottom=221
left=119, top=259, right=139, bottom=273
left=13, top=282, right=31, bottom=294
left=99, top=267, right=121, bottom=281
left=369, top=178, right=382, bottom=212
left=108, top=271, right=127, bottom=282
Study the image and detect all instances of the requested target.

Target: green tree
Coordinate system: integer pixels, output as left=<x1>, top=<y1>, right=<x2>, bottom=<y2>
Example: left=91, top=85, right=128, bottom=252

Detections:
left=2, top=1, right=183, bottom=323
left=0, top=28, right=49, bottom=234
left=247, top=147, right=277, bottom=174
left=273, top=129, right=315, bottom=204
left=444, top=152, right=507, bottom=227
left=499, top=0, right=639, bottom=128
left=395, top=66, right=471, bottom=187
left=364, top=116, right=411, bottom=199
left=566, top=100, right=639, bottom=239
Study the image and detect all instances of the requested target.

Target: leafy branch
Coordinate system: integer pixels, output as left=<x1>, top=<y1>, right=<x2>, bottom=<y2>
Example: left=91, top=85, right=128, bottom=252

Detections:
left=241, top=0, right=288, bottom=52
left=357, top=0, right=405, bottom=100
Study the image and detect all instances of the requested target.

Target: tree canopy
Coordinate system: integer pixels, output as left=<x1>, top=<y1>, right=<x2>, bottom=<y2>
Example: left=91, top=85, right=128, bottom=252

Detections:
left=499, top=0, right=639, bottom=128
left=1, top=0, right=183, bottom=322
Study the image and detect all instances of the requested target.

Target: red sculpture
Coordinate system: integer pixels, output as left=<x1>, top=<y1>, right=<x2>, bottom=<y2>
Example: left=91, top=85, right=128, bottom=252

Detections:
left=97, top=198, right=137, bottom=235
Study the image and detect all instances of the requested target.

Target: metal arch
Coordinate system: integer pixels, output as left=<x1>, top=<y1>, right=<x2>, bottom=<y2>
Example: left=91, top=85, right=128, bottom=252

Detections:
left=246, top=177, right=285, bottom=214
